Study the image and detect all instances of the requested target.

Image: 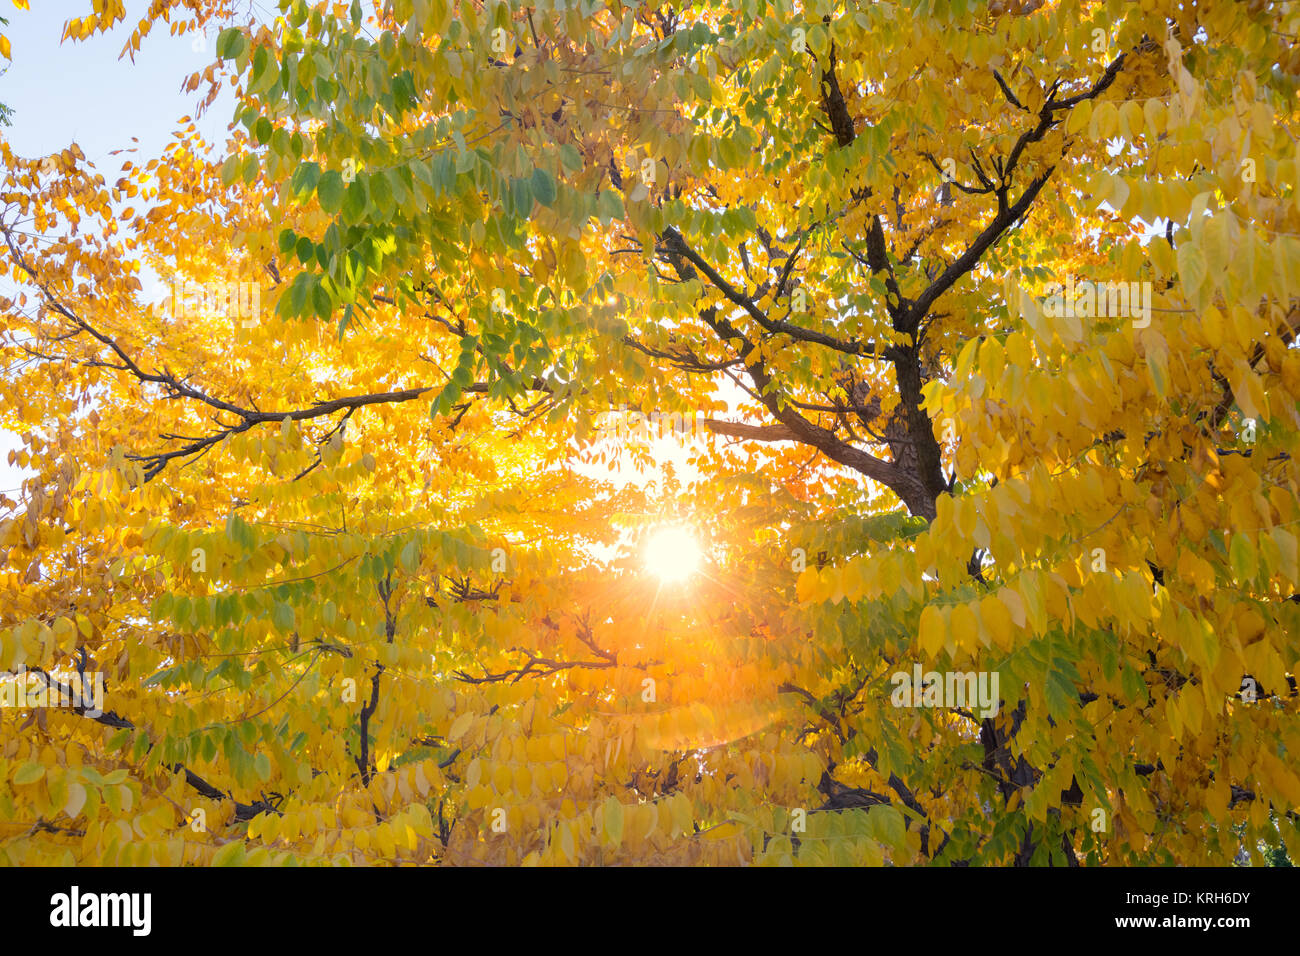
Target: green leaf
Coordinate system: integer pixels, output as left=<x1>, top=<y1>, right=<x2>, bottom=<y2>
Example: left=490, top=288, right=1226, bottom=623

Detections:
left=511, top=175, right=533, bottom=215
left=317, top=169, right=344, bottom=213
left=250, top=46, right=270, bottom=92
left=530, top=166, right=556, bottom=206
left=870, top=804, right=905, bottom=849
left=343, top=179, right=368, bottom=223
left=1045, top=670, right=1075, bottom=718
left=290, top=161, right=321, bottom=201
left=597, top=189, right=624, bottom=223
left=602, top=796, right=624, bottom=848
left=559, top=143, right=584, bottom=172
left=287, top=275, right=309, bottom=317
left=13, top=761, right=45, bottom=785
left=1229, top=533, right=1258, bottom=584
left=220, top=155, right=241, bottom=187
left=432, top=154, right=454, bottom=195
left=271, top=127, right=291, bottom=157
left=273, top=601, right=295, bottom=631
left=688, top=135, right=710, bottom=171
left=1121, top=665, right=1148, bottom=704
left=212, top=841, right=246, bottom=866
left=369, top=170, right=393, bottom=216
left=363, top=236, right=383, bottom=272
left=241, top=154, right=259, bottom=184
left=388, top=166, right=414, bottom=208
left=312, top=283, right=333, bottom=320
left=216, top=28, right=245, bottom=60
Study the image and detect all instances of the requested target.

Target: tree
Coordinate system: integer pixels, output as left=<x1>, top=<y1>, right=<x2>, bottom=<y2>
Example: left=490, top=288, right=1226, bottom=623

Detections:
left=1, top=0, right=1297, bottom=866
left=0, top=16, right=16, bottom=128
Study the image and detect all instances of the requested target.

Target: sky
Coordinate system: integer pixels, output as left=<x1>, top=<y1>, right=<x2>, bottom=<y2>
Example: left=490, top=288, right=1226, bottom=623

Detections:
left=0, top=0, right=241, bottom=494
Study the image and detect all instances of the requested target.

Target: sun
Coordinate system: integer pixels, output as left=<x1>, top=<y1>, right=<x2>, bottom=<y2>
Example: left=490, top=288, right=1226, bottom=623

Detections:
left=644, top=526, right=702, bottom=583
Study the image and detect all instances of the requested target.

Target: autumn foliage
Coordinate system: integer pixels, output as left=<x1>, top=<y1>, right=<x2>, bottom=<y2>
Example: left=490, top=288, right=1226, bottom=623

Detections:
left=1, top=0, right=1298, bottom=866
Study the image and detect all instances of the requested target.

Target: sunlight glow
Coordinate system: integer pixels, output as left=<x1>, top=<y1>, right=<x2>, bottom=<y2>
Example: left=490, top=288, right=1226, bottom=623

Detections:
left=644, top=526, right=702, bottom=583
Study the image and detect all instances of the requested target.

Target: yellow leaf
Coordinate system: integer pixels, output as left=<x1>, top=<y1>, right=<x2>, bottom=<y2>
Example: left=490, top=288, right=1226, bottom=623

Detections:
left=702, top=820, right=741, bottom=841
left=1090, top=101, right=1119, bottom=141
left=1142, top=98, right=1165, bottom=136
left=1166, top=694, right=1183, bottom=740
left=1101, top=173, right=1129, bottom=213
left=795, top=569, right=820, bottom=604
left=1233, top=361, right=1268, bottom=421
left=918, top=604, right=947, bottom=658
left=1201, top=216, right=1229, bottom=276
left=1262, top=751, right=1300, bottom=806
left=1183, top=685, right=1203, bottom=735
left=671, top=794, right=693, bottom=837
left=1120, top=100, right=1144, bottom=140
left=376, top=823, right=396, bottom=857
left=63, top=782, right=87, bottom=818
left=1271, top=528, right=1297, bottom=584
left=950, top=602, right=979, bottom=652
left=994, top=590, right=1025, bottom=632
left=560, top=821, right=576, bottom=861
left=979, top=593, right=1014, bottom=649
left=447, top=711, right=474, bottom=742
left=954, top=498, right=976, bottom=542
left=1066, top=99, right=1092, bottom=136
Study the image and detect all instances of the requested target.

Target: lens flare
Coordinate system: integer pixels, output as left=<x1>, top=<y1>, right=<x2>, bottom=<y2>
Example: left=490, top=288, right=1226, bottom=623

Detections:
left=644, top=526, right=702, bottom=583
